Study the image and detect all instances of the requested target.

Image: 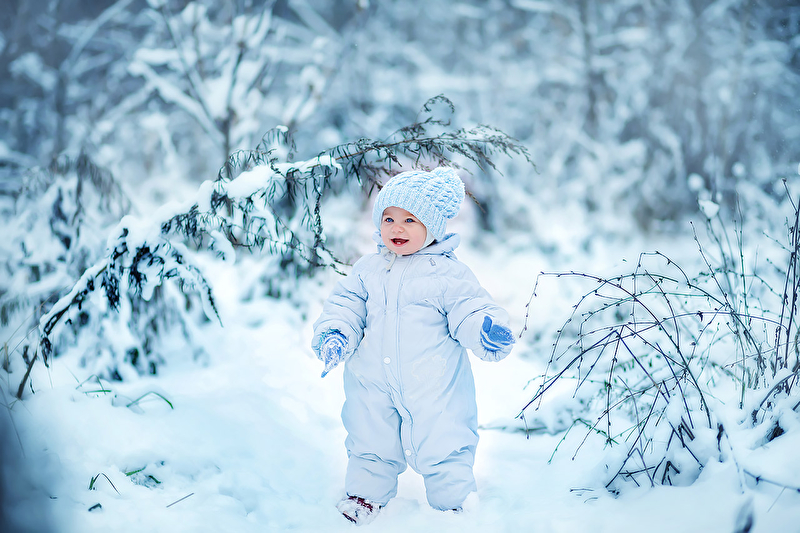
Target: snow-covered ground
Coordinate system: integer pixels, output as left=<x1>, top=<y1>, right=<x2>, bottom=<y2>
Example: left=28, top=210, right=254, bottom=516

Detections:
left=4, top=201, right=800, bottom=533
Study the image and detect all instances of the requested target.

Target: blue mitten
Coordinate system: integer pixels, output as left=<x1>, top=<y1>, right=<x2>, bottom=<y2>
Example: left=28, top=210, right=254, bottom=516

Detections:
left=480, top=316, right=514, bottom=355
left=319, top=331, right=348, bottom=377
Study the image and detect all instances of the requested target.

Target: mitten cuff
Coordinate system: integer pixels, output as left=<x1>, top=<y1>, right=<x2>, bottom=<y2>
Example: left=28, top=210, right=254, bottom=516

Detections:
left=477, top=342, right=513, bottom=362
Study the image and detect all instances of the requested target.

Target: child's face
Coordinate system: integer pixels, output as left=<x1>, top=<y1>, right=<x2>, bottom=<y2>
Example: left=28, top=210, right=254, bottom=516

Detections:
left=380, top=206, right=427, bottom=255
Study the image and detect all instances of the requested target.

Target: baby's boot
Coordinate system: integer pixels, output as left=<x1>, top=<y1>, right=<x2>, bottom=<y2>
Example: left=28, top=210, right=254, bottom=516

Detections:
left=336, top=495, right=382, bottom=525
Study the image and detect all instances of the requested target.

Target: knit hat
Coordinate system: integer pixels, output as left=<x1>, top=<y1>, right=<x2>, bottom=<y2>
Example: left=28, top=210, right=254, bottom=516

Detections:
left=372, top=167, right=465, bottom=241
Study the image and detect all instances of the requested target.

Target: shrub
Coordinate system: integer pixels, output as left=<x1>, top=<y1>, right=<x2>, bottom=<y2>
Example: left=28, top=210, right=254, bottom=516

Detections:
left=521, top=184, right=800, bottom=493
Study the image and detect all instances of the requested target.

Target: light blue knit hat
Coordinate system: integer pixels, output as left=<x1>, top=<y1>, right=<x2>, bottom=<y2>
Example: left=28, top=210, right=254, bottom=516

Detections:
left=372, top=167, right=465, bottom=241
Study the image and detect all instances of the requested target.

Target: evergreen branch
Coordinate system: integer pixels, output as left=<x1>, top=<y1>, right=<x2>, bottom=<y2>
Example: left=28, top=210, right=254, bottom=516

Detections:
left=27, top=96, right=534, bottom=392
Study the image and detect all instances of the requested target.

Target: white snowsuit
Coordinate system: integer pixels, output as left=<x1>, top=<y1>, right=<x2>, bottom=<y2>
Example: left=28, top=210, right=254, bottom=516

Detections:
left=312, top=233, right=512, bottom=510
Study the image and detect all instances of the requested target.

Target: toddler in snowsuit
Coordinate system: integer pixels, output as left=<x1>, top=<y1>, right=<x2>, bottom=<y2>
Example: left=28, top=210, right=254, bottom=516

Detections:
left=311, top=167, right=515, bottom=525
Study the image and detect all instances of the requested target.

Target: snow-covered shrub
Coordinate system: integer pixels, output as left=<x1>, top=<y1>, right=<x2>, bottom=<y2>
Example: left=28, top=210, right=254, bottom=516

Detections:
left=521, top=184, right=800, bottom=493
left=0, top=154, right=203, bottom=393
left=0, top=155, right=129, bottom=378
left=1, top=155, right=127, bottom=326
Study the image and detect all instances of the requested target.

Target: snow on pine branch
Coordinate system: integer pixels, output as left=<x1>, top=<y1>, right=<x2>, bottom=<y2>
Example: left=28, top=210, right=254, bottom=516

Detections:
left=38, top=155, right=341, bottom=364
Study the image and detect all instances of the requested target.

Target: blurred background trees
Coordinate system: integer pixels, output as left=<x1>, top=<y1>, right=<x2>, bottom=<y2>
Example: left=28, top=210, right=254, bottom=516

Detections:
left=1, top=0, right=798, bottom=374
left=1, top=0, right=796, bottom=222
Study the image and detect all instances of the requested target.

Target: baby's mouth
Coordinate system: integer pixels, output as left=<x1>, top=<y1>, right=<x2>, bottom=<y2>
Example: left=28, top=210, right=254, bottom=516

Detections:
left=391, top=238, right=408, bottom=246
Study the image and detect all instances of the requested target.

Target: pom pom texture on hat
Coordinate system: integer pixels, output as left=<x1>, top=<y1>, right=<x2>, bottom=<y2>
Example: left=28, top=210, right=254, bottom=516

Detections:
left=372, top=167, right=465, bottom=241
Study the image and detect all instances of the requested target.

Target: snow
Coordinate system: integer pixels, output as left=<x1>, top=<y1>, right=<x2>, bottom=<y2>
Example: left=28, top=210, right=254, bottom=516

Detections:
left=5, top=213, right=800, bottom=532
left=699, top=199, right=721, bottom=219
left=9, top=52, right=57, bottom=92
left=2, top=2, right=800, bottom=529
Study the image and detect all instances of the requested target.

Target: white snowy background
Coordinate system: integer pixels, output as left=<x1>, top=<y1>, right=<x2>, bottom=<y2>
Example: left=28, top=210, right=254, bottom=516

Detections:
left=2, top=1, right=800, bottom=532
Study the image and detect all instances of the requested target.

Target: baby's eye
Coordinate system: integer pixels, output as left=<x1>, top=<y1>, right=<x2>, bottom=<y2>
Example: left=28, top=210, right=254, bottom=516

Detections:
left=405, top=218, right=415, bottom=223
left=384, top=217, right=394, bottom=223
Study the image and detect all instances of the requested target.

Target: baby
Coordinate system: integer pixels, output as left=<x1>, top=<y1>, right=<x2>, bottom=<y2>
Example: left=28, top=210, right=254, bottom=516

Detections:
left=311, top=167, right=514, bottom=525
